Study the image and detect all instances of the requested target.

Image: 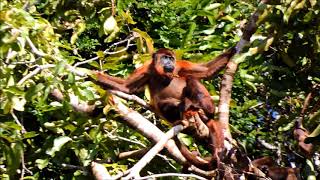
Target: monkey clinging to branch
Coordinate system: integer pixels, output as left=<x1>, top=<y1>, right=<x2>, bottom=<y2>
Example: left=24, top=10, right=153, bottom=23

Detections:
left=95, top=47, right=235, bottom=169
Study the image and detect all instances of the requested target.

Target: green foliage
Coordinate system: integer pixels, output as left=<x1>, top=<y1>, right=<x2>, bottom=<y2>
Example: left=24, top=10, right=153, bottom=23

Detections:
left=0, top=0, right=319, bottom=179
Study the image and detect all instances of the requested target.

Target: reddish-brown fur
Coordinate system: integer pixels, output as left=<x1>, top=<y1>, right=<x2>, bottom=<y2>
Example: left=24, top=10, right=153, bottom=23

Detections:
left=95, top=48, right=235, bottom=169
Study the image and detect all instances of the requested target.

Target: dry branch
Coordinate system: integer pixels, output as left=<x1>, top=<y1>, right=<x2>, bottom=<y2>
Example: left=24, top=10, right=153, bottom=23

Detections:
left=118, top=148, right=151, bottom=160
left=51, top=89, right=96, bottom=113
left=218, top=0, right=272, bottom=140
left=123, top=125, right=185, bottom=179
left=91, top=162, right=111, bottom=180
left=216, top=0, right=274, bottom=178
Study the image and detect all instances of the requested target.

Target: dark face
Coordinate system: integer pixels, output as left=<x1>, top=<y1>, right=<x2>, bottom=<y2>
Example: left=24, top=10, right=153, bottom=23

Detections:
left=160, top=55, right=175, bottom=73
left=152, top=49, right=176, bottom=77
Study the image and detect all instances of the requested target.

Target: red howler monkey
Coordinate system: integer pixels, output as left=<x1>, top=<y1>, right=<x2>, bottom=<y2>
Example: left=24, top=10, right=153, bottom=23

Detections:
left=95, top=48, right=235, bottom=169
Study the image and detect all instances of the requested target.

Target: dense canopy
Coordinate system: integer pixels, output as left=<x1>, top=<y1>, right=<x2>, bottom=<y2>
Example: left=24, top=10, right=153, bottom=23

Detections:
left=0, top=0, right=319, bottom=179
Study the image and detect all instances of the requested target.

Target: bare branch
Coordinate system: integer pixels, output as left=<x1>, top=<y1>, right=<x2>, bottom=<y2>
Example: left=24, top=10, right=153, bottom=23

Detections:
left=118, top=148, right=151, bottom=160
left=134, top=173, right=207, bottom=180
left=91, top=162, right=111, bottom=180
left=218, top=0, right=273, bottom=140
left=257, top=138, right=277, bottom=150
left=17, top=64, right=55, bottom=85
left=10, top=109, right=26, bottom=134
left=51, top=89, right=96, bottom=113
left=188, top=165, right=217, bottom=178
left=26, top=36, right=47, bottom=57
left=109, top=90, right=151, bottom=110
left=74, top=35, right=136, bottom=68
left=111, top=0, right=116, bottom=16
left=10, top=110, right=33, bottom=178
left=298, top=92, right=313, bottom=124
left=104, top=130, right=147, bottom=147
left=123, top=125, right=185, bottom=179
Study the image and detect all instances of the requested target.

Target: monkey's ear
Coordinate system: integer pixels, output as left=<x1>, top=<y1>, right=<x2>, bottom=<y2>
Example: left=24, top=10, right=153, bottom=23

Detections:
left=152, top=53, right=157, bottom=61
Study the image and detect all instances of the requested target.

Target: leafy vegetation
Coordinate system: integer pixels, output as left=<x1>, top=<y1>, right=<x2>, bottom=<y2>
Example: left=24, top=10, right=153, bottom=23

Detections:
left=0, top=0, right=319, bottom=179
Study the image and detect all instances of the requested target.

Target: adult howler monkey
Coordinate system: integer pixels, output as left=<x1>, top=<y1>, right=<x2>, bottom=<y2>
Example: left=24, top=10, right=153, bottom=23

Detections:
left=95, top=48, right=235, bottom=169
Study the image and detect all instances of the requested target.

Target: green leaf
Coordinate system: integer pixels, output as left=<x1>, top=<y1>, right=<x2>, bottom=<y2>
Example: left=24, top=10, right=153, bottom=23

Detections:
left=67, top=72, right=75, bottom=84
left=49, top=101, right=63, bottom=107
left=35, top=159, right=49, bottom=170
left=7, top=75, right=15, bottom=86
left=79, top=89, right=95, bottom=101
left=11, top=96, right=26, bottom=111
left=23, top=131, right=39, bottom=139
left=71, top=21, right=86, bottom=45
left=182, top=22, right=196, bottom=48
left=103, top=16, right=117, bottom=35
left=4, top=87, right=25, bottom=96
left=132, top=28, right=154, bottom=53
left=46, top=136, right=72, bottom=157
left=178, top=134, right=193, bottom=146
left=3, top=142, right=23, bottom=176
left=25, top=83, right=45, bottom=101
left=305, top=124, right=320, bottom=144
left=1, top=122, right=22, bottom=131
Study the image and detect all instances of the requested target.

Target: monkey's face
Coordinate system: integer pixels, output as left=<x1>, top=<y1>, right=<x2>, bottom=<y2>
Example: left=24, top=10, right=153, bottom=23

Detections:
left=153, top=49, right=176, bottom=78
left=160, top=55, right=175, bottom=73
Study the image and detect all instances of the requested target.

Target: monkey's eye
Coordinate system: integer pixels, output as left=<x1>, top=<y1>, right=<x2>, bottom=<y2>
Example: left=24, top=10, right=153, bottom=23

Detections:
left=161, top=55, right=174, bottom=62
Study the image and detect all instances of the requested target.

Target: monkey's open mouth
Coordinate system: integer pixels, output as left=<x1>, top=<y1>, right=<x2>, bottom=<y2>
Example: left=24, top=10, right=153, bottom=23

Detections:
left=164, top=65, right=174, bottom=73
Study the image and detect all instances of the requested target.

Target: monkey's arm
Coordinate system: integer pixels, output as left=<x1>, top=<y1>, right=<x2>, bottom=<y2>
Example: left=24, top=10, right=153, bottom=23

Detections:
left=202, top=47, right=236, bottom=79
left=178, top=47, right=236, bottom=79
left=95, top=63, right=151, bottom=94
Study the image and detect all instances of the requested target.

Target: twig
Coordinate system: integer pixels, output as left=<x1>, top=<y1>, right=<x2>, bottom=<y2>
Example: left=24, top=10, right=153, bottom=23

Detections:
left=10, top=110, right=33, bottom=178
left=10, top=109, right=26, bottom=134
left=155, top=154, right=177, bottom=170
left=17, top=64, right=55, bottom=85
left=73, top=35, right=136, bottom=67
left=26, top=36, right=87, bottom=77
left=61, top=163, right=87, bottom=172
left=123, top=125, right=185, bottom=179
left=21, top=151, right=33, bottom=178
left=188, top=165, right=217, bottom=178
left=257, top=138, right=277, bottom=150
left=118, top=148, right=151, bottom=160
left=26, top=37, right=47, bottom=57
left=103, top=35, right=136, bottom=54
left=104, top=130, right=147, bottom=147
left=10, top=57, right=41, bottom=65
left=298, top=92, right=313, bottom=125
left=51, top=89, right=96, bottom=113
left=20, top=153, right=25, bottom=180
left=118, top=148, right=177, bottom=170
left=111, top=0, right=116, bottom=16
left=109, top=90, right=151, bottom=110
left=134, top=173, right=207, bottom=180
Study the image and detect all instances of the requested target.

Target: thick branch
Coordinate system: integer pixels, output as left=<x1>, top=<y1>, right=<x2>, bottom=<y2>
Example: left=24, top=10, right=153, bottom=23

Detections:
left=91, top=162, right=111, bottom=180
left=123, top=125, right=185, bottom=179
left=218, top=0, right=272, bottom=140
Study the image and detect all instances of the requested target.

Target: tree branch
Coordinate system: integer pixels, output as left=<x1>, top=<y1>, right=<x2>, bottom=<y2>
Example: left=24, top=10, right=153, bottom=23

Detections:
left=123, top=125, right=185, bottom=179
left=51, top=89, right=96, bottom=113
